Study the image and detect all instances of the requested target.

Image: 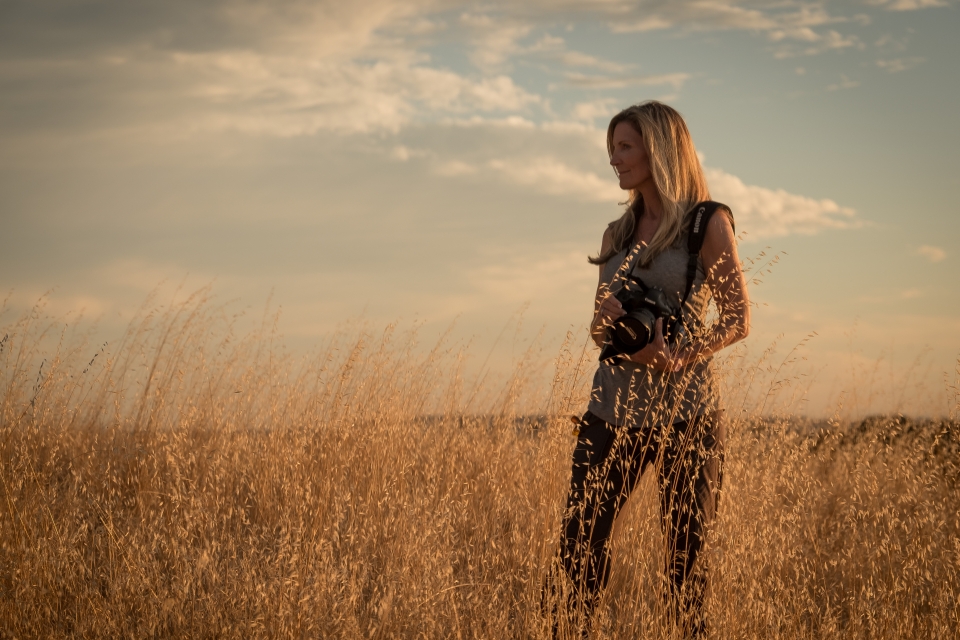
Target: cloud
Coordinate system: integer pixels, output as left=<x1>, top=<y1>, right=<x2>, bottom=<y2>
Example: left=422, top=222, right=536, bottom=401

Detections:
left=609, top=1, right=845, bottom=38
left=571, top=98, right=621, bottom=125
left=874, top=33, right=910, bottom=51
left=5, top=47, right=544, bottom=138
left=604, top=1, right=875, bottom=60
left=176, top=49, right=545, bottom=135
left=526, top=34, right=630, bottom=73
left=0, top=0, right=433, bottom=61
left=459, top=12, right=532, bottom=73
left=0, top=1, right=548, bottom=139
left=3, top=0, right=925, bottom=146
left=876, top=57, right=925, bottom=73
left=487, top=157, right=620, bottom=202
left=611, top=2, right=785, bottom=34
left=917, top=245, right=946, bottom=263
left=705, top=167, right=859, bottom=239
left=391, top=119, right=862, bottom=240
left=434, top=160, right=478, bottom=176
left=384, top=118, right=620, bottom=203
left=866, top=0, right=948, bottom=10
left=773, top=29, right=865, bottom=58
left=455, top=17, right=633, bottom=80
left=826, top=74, right=860, bottom=91
left=560, top=72, right=690, bottom=91
left=399, top=120, right=862, bottom=242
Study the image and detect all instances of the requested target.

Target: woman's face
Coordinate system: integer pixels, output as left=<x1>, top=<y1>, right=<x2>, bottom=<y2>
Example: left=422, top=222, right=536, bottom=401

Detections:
left=609, top=121, right=651, bottom=191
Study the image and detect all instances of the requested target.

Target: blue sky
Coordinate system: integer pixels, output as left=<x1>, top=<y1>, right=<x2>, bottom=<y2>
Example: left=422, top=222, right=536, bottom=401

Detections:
left=1, top=0, right=958, bottom=416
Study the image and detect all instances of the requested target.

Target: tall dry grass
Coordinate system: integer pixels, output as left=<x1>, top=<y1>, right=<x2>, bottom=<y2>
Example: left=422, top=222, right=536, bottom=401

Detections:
left=1, top=290, right=958, bottom=638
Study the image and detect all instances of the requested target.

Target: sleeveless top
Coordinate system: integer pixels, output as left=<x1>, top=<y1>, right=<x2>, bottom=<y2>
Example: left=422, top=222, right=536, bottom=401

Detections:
left=586, top=227, right=719, bottom=430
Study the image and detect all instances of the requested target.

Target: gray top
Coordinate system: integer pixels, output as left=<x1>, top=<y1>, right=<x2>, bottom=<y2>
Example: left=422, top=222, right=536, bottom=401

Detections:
left=587, top=230, right=719, bottom=429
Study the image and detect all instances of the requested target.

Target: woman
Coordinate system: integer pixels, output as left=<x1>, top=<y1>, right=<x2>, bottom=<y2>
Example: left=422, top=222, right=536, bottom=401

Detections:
left=553, top=101, right=750, bottom=637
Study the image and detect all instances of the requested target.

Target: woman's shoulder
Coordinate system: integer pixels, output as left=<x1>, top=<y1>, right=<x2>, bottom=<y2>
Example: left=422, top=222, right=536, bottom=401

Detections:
left=699, top=201, right=734, bottom=230
left=699, top=203, right=738, bottom=267
left=703, top=203, right=735, bottom=241
left=677, top=202, right=734, bottom=244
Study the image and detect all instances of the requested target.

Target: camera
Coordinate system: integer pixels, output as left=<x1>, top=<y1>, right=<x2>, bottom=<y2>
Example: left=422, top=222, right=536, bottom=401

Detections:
left=599, top=275, right=682, bottom=362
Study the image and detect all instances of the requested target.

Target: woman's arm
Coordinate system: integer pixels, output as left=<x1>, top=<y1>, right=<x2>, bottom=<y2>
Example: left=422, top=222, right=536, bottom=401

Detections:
left=675, top=208, right=750, bottom=367
left=590, top=227, right=623, bottom=348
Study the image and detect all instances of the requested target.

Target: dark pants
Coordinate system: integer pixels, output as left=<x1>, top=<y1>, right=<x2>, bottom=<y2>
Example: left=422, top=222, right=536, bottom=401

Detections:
left=553, top=410, right=724, bottom=636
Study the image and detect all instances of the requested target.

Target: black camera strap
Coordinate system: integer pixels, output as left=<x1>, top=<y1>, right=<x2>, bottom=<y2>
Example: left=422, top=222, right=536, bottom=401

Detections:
left=679, top=200, right=734, bottom=312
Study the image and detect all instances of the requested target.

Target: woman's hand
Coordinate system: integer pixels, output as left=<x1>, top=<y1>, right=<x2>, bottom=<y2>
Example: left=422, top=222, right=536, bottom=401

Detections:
left=596, top=289, right=625, bottom=327
left=591, top=288, right=626, bottom=348
left=623, top=318, right=680, bottom=371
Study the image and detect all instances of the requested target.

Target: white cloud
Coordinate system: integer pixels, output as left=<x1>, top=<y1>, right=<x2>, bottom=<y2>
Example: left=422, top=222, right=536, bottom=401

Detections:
left=391, top=119, right=619, bottom=202
left=571, top=98, right=620, bottom=125
left=610, top=1, right=844, bottom=38
left=0, top=2, right=551, bottom=140
left=391, top=145, right=431, bottom=161
left=441, top=115, right=537, bottom=129
left=409, top=121, right=861, bottom=240
left=207, top=0, right=438, bottom=61
left=826, top=74, right=860, bottom=91
left=3, top=0, right=919, bottom=146
left=605, top=1, right=874, bottom=59
left=558, top=50, right=627, bottom=71
left=459, top=12, right=532, bottom=73
left=867, top=0, right=948, bottom=10
left=467, top=75, right=543, bottom=111
left=874, top=33, right=911, bottom=51
left=773, top=30, right=865, bottom=58
left=611, top=2, right=781, bottom=34
left=488, top=157, right=620, bottom=202
left=614, top=15, right=675, bottom=32
left=404, top=120, right=861, bottom=245
left=167, top=51, right=543, bottom=135
left=917, top=245, right=946, bottom=263
left=705, top=167, right=859, bottom=239
left=560, top=72, right=690, bottom=91
left=434, top=160, right=478, bottom=176
left=813, top=29, right=864, bottom=51
left=526, top=35, right=630, bottom=73
left=876, top=57, right=925, bottom=73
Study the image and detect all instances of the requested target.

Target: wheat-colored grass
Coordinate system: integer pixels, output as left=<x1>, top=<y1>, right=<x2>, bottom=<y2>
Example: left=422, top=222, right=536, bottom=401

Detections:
left=1, top=291, right=958, bottom=638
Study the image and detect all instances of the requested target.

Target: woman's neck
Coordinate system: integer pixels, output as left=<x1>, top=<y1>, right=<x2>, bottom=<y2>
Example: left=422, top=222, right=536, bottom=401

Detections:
left=634, top=189, right=663, bottom=244
left=637, top=184, right=663, bottom=220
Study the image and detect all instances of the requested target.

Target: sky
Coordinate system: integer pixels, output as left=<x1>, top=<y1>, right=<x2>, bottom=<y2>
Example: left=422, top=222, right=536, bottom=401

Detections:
left=1, top=0, right=958, bottom=417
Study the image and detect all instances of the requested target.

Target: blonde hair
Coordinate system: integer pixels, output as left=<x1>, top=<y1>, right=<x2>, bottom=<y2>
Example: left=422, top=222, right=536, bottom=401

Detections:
left=590, top=101, right=710, bottom=267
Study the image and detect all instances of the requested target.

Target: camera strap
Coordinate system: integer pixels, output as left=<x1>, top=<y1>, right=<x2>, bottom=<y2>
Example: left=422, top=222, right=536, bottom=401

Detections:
left=679, top=201, right=734, bottom=312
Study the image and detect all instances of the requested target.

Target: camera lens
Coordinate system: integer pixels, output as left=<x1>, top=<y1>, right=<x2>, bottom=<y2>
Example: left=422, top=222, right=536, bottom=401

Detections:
left=613, top=310, right=655, bottom=350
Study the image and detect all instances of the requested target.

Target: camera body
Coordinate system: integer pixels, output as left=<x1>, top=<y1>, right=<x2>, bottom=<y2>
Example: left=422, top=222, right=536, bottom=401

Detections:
left=599, top=275, right=682, bottom=362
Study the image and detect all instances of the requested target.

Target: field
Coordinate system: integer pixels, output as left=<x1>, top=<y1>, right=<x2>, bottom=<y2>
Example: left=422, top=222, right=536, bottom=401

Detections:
left=2, top=292, right=959, bottom=638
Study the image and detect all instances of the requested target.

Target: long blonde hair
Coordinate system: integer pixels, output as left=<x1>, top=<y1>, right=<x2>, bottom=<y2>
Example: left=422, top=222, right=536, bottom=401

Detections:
left=590, top=101, right=710, bottom=267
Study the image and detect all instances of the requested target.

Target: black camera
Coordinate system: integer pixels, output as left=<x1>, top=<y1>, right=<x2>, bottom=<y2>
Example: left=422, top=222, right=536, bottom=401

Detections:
left=599, top=275, right=681, bottom=362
